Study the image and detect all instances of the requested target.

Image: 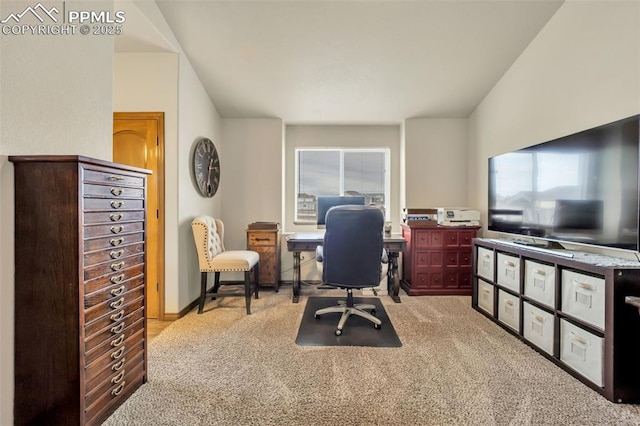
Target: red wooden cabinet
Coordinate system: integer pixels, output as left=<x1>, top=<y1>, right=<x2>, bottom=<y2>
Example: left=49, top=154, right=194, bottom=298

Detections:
left=401, top=223, right=479, bottom=296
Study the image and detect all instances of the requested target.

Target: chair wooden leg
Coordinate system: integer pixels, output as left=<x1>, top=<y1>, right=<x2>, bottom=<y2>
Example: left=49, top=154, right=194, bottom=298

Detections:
left=198, top=271, right=208, bottom=314
left=244, top=271, right=252, bottom=315
left=212, top=272, right=221, bottom=299
left=253, top=264, right=259, bottom=299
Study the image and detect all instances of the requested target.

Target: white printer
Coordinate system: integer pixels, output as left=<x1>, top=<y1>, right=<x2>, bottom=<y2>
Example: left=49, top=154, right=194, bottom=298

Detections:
left=436, top=207, right=480, bottom=226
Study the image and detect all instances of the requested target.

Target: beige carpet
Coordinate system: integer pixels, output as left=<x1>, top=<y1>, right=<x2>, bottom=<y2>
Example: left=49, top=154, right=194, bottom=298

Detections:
left=104, top=286, right=640, bottom=425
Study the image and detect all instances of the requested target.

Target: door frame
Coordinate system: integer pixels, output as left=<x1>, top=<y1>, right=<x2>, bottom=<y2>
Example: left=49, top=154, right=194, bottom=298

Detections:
left=114, top=111, right=166, bottom=321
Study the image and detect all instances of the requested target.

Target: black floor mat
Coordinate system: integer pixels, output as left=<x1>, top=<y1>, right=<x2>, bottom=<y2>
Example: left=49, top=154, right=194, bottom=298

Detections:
left=295, top=297, right=402, bottom=347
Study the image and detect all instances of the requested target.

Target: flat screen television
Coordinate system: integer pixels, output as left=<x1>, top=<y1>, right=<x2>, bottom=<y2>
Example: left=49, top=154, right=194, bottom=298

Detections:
left=316, top=196, right=365, bottom=228
left=488, top=114, right=640, bottom=251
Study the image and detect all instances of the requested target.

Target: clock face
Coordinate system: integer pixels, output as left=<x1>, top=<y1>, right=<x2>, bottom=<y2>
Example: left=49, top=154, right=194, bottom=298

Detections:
left=193, top=138, right=220, bottom=197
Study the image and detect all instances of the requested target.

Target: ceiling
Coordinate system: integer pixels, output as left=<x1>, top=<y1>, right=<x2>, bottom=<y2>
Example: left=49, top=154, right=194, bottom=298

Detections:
left=116, top=0, right=564, bottom=123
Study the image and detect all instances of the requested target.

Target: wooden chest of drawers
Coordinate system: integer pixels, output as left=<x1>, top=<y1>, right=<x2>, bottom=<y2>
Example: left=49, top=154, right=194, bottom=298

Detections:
left=10, top=155, right=151, bottom=425
left=401, top=223, right=479, bottom=296
left=246, top=227, right=281, bottom=291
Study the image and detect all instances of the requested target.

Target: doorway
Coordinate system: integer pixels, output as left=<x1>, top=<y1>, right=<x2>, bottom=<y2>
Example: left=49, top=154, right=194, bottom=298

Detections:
left=113, top=112, right=165, bottom=320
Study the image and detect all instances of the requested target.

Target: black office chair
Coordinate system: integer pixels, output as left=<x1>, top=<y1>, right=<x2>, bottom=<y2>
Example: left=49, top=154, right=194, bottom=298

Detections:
left=314, top=205, right=386, bottom=336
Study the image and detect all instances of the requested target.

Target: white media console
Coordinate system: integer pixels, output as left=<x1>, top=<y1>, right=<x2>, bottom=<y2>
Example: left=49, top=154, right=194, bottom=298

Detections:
left=472, top=238, right=640, bottom=403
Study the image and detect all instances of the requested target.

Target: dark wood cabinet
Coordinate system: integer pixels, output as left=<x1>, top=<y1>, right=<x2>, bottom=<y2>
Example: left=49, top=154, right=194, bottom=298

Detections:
left=401, top=223, right=479, bottom=295
left=246, top=227, right=281, bottom=291
left=10, top=155, right=151, bottom=425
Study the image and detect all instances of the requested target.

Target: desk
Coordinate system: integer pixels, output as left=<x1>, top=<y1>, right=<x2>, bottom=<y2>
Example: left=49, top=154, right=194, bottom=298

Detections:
left=286, top=233, right=407, bottom=303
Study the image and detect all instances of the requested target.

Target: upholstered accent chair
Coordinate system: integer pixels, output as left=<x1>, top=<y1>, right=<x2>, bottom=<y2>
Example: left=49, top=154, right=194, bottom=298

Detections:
left=314, top=205, right=386, bottom=335
left=191, top=216, right=260, bottom=314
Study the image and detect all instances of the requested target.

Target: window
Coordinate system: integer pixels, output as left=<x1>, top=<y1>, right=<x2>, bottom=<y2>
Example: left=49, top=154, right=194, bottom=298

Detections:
left=295, top=148, right=390, bottom=223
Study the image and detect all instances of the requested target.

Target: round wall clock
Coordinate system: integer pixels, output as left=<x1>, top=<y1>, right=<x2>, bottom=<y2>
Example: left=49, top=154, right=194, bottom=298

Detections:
left=193, top=138, right=220, bottom=197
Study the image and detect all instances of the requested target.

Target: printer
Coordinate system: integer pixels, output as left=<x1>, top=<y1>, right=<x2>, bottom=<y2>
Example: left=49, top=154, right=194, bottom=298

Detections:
left=436, top=207, right=480, bottom=226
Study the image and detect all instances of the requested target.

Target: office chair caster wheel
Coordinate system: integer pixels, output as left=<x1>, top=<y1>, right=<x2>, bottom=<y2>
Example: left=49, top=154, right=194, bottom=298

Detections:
left=335, top=329, right=342, bottom=336
left=374, top=323, right=381, bottom=330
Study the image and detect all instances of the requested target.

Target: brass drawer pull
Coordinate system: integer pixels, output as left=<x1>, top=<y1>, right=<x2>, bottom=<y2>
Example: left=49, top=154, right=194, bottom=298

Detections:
left=110, top=187, right=123, bottom=196
left=110, top=297, right=125, bottom=309
left=110, top=200, right=124, bottom=209
left=110, top=285, right=125, bottom=296
left=255, top=237, right=271, bottom=241
left=110, top=274, right=125, bottom=284
left=111, top=382, right=126, bottom=396
left=111, top=346, right=125, bottom=360
left=108, top=175, right=125, bottom=182
left=110, top=225, right=124, bottom=234
left=111, top=261, right=125, bottom=271
left=111, top=334, right=125, bottom=347
left=111, top=322, right=125, bottom=334
left=110, top=237, right=124, bottom=246
left=110, top=310, right=124, bottom=322
left=112, top=358, right=126, bottom=371
left=110, top=249, right=125, bottom=259
left=111, top=370, right=126, bottom=384
left=110, top=213, right=124, bottom=222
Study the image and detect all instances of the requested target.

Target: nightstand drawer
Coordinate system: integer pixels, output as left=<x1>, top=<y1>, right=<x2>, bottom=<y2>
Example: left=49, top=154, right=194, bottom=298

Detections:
left=248, top=233, right=277, bottom=246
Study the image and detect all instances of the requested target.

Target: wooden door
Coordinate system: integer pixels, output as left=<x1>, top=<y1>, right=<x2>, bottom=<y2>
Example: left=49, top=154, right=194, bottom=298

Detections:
left=113, top=112, right=164, bottom=319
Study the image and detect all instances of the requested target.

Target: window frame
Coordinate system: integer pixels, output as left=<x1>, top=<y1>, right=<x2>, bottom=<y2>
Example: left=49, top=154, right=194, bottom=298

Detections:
left=294, top=147, right=391, bottom=224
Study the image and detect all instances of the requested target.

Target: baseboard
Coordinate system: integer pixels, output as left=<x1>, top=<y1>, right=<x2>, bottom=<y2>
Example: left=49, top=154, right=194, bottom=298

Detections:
left=164, top=280, right=277, bottom=320
left=163, top=298, right=199, bottom=321
left=161, top=280, right=381, bottom=320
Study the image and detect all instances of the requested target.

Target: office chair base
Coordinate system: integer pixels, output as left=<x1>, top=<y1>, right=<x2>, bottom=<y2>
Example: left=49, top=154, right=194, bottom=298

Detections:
left=314, top=304, right=382, bottom=335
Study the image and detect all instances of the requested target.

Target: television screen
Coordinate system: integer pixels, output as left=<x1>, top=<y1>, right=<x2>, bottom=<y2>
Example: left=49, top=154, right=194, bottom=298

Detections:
left=316, top=196, right=365, bottom=228
left=488, top=115, right=640, bottom=251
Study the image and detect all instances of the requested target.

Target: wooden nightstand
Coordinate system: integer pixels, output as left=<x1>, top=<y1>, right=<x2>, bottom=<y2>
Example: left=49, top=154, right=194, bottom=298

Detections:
left=246, top=223, right=281, bottom=291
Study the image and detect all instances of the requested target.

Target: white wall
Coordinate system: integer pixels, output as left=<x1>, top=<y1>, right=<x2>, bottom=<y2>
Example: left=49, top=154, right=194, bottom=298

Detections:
left=468, top=0, right=640, bottom=255
left=404, top=118, right=469, bottom=208
left=221, top=119, right=284, bottom=248
left=177, top=55, right=223, bottom=312
left=0, top=1, right=115, bottom=422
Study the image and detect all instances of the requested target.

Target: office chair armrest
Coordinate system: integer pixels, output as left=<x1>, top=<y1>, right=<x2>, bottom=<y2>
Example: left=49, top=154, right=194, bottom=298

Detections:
left=316, top=245, right=324, bottom=262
